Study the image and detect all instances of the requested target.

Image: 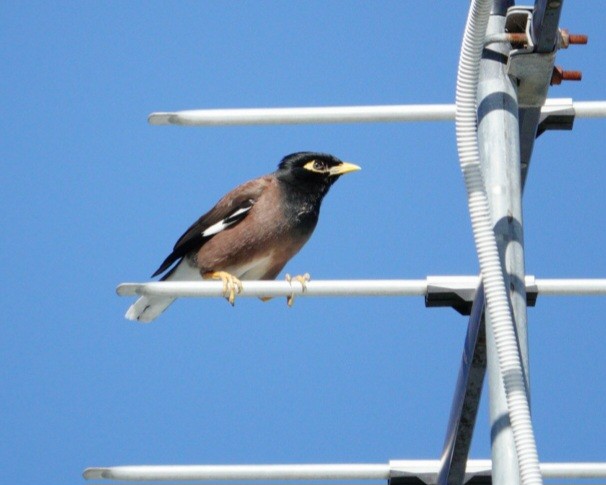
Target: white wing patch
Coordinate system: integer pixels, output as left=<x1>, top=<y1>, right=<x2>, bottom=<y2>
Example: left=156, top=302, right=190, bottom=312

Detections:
left=201, top=204, right=253, bottom=238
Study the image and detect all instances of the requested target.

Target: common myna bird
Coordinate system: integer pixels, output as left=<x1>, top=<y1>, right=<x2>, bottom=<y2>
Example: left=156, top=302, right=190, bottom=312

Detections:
left=125, top=152, right=361, bottom=322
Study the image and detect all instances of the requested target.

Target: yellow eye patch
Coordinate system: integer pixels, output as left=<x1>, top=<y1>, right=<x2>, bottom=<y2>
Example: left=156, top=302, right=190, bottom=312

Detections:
left=303, top=160, right=326, bottom=173
left=303, top=160, right=361, bottom=176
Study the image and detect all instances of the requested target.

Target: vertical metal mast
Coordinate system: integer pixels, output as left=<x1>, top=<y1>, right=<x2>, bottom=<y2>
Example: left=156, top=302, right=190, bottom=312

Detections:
left=478, top=2, right=528, bottom=484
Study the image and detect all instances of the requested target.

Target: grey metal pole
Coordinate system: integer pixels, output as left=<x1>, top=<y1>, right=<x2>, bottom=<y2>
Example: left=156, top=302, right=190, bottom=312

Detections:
left=437, top=284, right=487, bottom=485
left=477, top=2, right=529, bottom=484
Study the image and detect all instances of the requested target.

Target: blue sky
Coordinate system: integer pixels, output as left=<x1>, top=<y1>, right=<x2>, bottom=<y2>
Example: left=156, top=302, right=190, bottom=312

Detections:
left=2, top=2, right=605, bottom=484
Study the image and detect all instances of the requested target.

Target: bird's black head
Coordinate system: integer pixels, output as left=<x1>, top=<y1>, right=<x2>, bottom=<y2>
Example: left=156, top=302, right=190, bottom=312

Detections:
left=275, top=152, right=360, bottom=196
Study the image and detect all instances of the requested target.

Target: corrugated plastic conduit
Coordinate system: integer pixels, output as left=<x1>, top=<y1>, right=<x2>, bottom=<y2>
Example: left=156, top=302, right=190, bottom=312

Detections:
left=455, top=1, right=543, bottom=484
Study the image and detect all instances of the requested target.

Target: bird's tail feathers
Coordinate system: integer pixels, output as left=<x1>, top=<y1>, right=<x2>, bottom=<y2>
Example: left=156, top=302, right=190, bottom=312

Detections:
left=125, top=296, right=176, bottom=323
left=124, top=259, right=202, bottom=323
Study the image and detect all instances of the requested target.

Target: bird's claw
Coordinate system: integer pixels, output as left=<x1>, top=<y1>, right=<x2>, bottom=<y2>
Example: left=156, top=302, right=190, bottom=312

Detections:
left=204, top=271, right=243, bottom=306
left=285, top=273, right=310, bottom=307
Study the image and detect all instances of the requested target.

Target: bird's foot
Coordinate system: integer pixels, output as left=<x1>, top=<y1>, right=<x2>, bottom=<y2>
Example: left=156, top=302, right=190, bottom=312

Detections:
left=285, top=273, right=310, bottom=307
left=203, top=271, right=243, bottom=306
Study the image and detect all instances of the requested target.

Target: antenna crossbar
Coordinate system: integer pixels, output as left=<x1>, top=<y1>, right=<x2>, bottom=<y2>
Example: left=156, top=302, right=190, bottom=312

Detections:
left=148, top=99, right=606, bottom=126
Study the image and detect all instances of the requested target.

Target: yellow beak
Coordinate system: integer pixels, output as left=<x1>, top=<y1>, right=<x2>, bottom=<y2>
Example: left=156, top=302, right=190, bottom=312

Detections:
left=329, top=162, right=362, bottom=176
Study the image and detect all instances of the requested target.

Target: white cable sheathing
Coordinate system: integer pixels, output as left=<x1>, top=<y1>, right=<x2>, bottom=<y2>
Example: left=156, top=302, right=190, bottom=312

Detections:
left=455, top=2, right=543, bottom=485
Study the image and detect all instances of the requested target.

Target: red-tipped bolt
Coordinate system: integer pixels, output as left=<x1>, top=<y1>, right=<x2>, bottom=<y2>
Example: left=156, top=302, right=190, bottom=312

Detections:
left=551, top=66, right=583, bottom=85
left=568, top=34, right=589, bottom=44
left=559, top=29, right=589, bottom=48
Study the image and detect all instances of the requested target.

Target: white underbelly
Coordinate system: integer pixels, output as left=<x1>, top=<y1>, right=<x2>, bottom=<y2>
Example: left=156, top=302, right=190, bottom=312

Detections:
left=227, top=253, right=274, bottom=280
left=166, top=259, right=204, bottom=281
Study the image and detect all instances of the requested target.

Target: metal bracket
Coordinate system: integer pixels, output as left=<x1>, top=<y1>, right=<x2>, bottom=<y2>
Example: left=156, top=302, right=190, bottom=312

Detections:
left=505, top=7, right=556, bottom=107
left=390, top=460, right=492, bottom=485
left=425, top=276, right=477, bottom=315
left=536, top=97, right=575, bottom=135
left=425, top=276, right=537, bottom=315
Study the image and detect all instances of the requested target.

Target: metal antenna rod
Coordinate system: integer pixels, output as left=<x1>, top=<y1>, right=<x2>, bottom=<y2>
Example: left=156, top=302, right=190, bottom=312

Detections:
left=478, top=6, right=529, bottom=483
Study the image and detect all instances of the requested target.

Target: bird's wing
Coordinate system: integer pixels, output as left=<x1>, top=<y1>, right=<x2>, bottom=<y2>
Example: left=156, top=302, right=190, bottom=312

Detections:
left=152, top=176, right=271, bottom=277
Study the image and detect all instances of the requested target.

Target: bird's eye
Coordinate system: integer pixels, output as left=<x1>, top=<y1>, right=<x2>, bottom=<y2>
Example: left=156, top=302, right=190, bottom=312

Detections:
left=313, top=160, right=326, bottom=171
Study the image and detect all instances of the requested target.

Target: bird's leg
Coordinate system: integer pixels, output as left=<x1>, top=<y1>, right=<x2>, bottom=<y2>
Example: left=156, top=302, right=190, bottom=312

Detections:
left=285, top=273, right=310, bottom=307
left=203, top=271, right=243, bottom=306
